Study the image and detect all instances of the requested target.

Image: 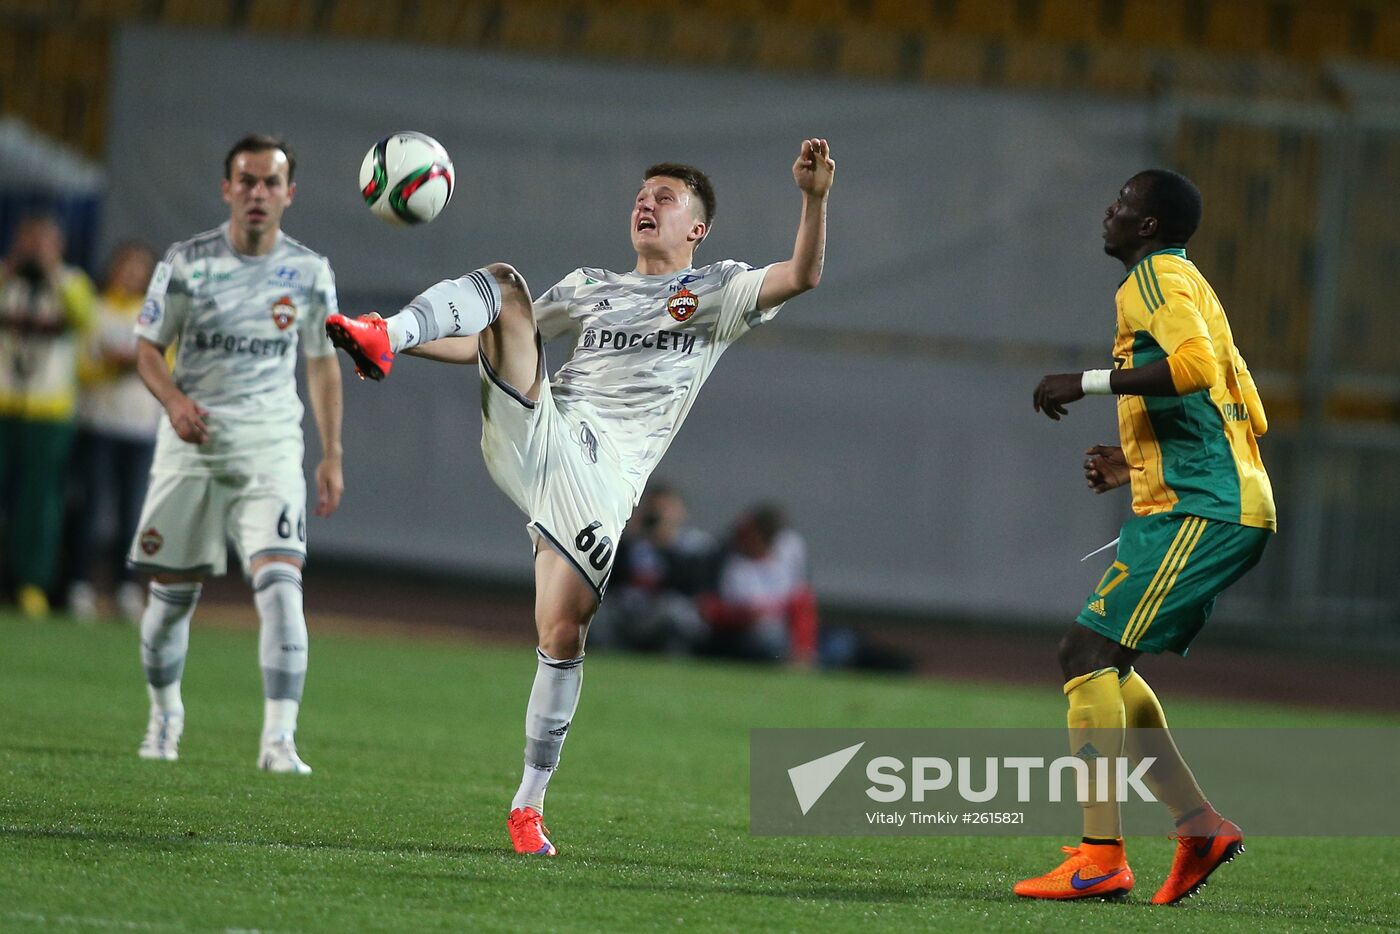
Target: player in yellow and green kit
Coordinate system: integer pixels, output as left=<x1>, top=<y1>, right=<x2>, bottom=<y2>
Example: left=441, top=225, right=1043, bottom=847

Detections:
left=1017, top=170, right=1275, bottom=905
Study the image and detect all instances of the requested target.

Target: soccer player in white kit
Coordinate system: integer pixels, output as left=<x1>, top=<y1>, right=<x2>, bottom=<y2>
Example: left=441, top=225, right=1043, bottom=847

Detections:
left=327, top=139, right=834, bottom=854
left=128, top=135, right=345, bottom=774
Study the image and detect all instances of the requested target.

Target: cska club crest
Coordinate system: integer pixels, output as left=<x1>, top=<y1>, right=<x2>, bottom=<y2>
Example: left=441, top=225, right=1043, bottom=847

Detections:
left=140, top=528, right=164, bottom=555
left=271, top=296, right=297, bottom=330
left=667, top=287, right=698, bottom=322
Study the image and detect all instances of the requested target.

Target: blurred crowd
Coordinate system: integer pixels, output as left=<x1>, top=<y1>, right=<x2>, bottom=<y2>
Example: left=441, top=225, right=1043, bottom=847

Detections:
left=0, top=212, right=158, bottom=620
left=592, top=482, right=824, bottom=667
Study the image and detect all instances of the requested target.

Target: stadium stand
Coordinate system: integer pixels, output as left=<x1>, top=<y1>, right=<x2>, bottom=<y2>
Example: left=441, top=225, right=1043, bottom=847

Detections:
left=1170, top=115, right=1322, bottom=375
left=8, top=0, right=1400, bottom=160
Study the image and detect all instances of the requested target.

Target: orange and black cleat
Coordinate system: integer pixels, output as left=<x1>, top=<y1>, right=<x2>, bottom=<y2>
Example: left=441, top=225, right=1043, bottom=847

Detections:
left=1152, top=817, right=1244, bottom=905
left=326, top=313, right=394, bottom=381
left=508, top=806, right=558, bottom=857
left=1014, top=841, right=1134, bottom=900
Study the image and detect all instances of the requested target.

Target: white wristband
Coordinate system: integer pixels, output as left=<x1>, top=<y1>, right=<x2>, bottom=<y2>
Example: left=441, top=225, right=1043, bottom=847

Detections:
left=1082, top=369, right=1114, bottom=395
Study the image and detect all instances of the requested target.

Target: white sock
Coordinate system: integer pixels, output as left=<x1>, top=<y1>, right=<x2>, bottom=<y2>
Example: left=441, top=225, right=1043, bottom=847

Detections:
left=147, top=683, right=184, bottom=717
left=387, top=268, right=502, bottom=352
left=511, top=648, right=584, bottom=813
left=515, top=765, right=552, bottom=813
left=253, top=563, right=307, bottom=739
left=263, top=699, right=300, bottom=740
left=140, top=581, right=200, bottom=716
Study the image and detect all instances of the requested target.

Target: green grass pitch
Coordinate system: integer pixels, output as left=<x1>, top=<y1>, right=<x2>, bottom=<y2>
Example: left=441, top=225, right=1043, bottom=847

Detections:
left=4, top=613, right=1397, bottom=932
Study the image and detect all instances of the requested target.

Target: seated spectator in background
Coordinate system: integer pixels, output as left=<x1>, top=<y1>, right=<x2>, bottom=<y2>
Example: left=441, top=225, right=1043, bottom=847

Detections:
left=67, top=242, right=161, bottom=621
left=700, top=503, right=818, bottom=666
left=590, top=481, right=718, bottom=653
left=0, top=214, right=95, bottom=617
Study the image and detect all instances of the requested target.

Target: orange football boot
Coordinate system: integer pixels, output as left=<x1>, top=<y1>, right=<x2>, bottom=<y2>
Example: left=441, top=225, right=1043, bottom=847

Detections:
left=1152, top=816, right=1244, bottom=905
left=508, top=807, right=558, bottom=857
left=326, top=313, right=394, bottom=380
left=1014, top=841, right=1134, bottom=900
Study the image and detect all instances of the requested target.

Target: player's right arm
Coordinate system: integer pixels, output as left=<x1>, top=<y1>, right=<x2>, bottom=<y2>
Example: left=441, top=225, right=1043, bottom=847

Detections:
left=355, top=310, right=478, bottom=363
left=134, top=246, right=207, bottom=443
left=1034, top=269, right=1215, bottom=419
left=404, top=333, right=479, bottom=364
left=379, top=270, right=577, bottom=365
left=136, top=338, right=207, bottom=443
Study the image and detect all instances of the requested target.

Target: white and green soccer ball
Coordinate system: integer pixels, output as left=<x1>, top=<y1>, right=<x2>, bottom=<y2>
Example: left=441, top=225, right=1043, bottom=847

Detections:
left=359, top=131, right=455, bottom=225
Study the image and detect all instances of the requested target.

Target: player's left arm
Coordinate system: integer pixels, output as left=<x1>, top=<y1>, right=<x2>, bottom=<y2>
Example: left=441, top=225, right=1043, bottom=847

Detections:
left=305, top=261, right=345, bottom=516
left=757, top=138, right=835, bottom=312
left=347, top=311, right=478, bottom=364
left=1034, top=270, right=1215, bottom=420
left=305, top=352, right=344, bottom=517
left=1234, top=350, right=1268, bottom=437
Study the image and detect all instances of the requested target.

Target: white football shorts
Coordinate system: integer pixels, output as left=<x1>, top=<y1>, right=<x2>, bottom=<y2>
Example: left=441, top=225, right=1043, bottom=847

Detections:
left=128, top=456, right=308, bottom=577
left=479, top=349, right=636, bottom=599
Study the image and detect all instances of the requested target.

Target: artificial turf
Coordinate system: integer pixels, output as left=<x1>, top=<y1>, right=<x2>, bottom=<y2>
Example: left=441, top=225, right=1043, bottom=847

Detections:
left=3, top=613, right=1397, bottom=932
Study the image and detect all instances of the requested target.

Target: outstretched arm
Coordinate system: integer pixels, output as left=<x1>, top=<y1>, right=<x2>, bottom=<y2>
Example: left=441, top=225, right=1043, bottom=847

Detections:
left=1033, top=338, right=1215, bottom=421
left=757, top=138, right=835, bottom=312
left=1035, top=267, right=1217, bottom=421
left=1033, top=360, right=1175, bottom=420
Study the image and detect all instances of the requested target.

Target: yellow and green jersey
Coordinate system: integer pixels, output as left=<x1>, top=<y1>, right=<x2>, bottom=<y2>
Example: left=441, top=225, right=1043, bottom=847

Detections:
left=1112, top=248, right=1276, bottom=531
left=0, top=266, right=95, bottom=421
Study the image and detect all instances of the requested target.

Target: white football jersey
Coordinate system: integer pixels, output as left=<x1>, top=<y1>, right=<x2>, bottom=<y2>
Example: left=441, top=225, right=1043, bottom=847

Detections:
left=534, top=260, right=781, bottom=493
left=136, top=223, right=337, bottom=469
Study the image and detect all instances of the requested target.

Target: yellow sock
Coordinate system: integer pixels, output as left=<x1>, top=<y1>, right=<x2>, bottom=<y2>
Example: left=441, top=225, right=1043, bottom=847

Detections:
left=1064, top=667, right=1125, bottom=841
left=1119, top=669, right=1212, bottom=827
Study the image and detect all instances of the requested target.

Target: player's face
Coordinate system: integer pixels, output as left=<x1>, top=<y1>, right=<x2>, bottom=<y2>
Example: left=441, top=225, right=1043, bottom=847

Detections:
left=1103, top=179, right=1149, bottom=259
left=223, top=149, right=295, bottom=237
left=630, top=177, right=706, bottom=256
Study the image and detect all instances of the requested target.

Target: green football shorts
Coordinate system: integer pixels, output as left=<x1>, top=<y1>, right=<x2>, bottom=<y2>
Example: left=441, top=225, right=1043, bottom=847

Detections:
left=1076, top=512, right=1271, bottom=655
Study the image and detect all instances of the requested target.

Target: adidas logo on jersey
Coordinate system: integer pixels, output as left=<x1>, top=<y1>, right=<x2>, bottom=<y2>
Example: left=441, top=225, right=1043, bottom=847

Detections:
left=592, top=299, right=611, bottom=311
left=1087, top=598, right=1107, bottom=617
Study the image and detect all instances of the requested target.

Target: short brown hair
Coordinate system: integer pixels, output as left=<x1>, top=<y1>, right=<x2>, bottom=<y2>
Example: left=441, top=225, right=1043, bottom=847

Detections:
left=644, top=162, right=715, bottom=226
left=224, top=134, right=296, bottom=182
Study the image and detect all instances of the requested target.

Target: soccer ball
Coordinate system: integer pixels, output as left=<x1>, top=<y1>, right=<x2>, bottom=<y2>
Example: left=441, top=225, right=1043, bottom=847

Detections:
left=359, top=131, right=455, bottom=226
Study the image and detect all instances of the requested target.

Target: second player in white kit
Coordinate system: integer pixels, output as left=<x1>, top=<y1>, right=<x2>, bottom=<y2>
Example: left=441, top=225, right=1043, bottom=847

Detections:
left=133, top=226, right=338, bottom=576
left=326, top=141, right=834, bottom=854
left=129, top=135, right=345, bottom=775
